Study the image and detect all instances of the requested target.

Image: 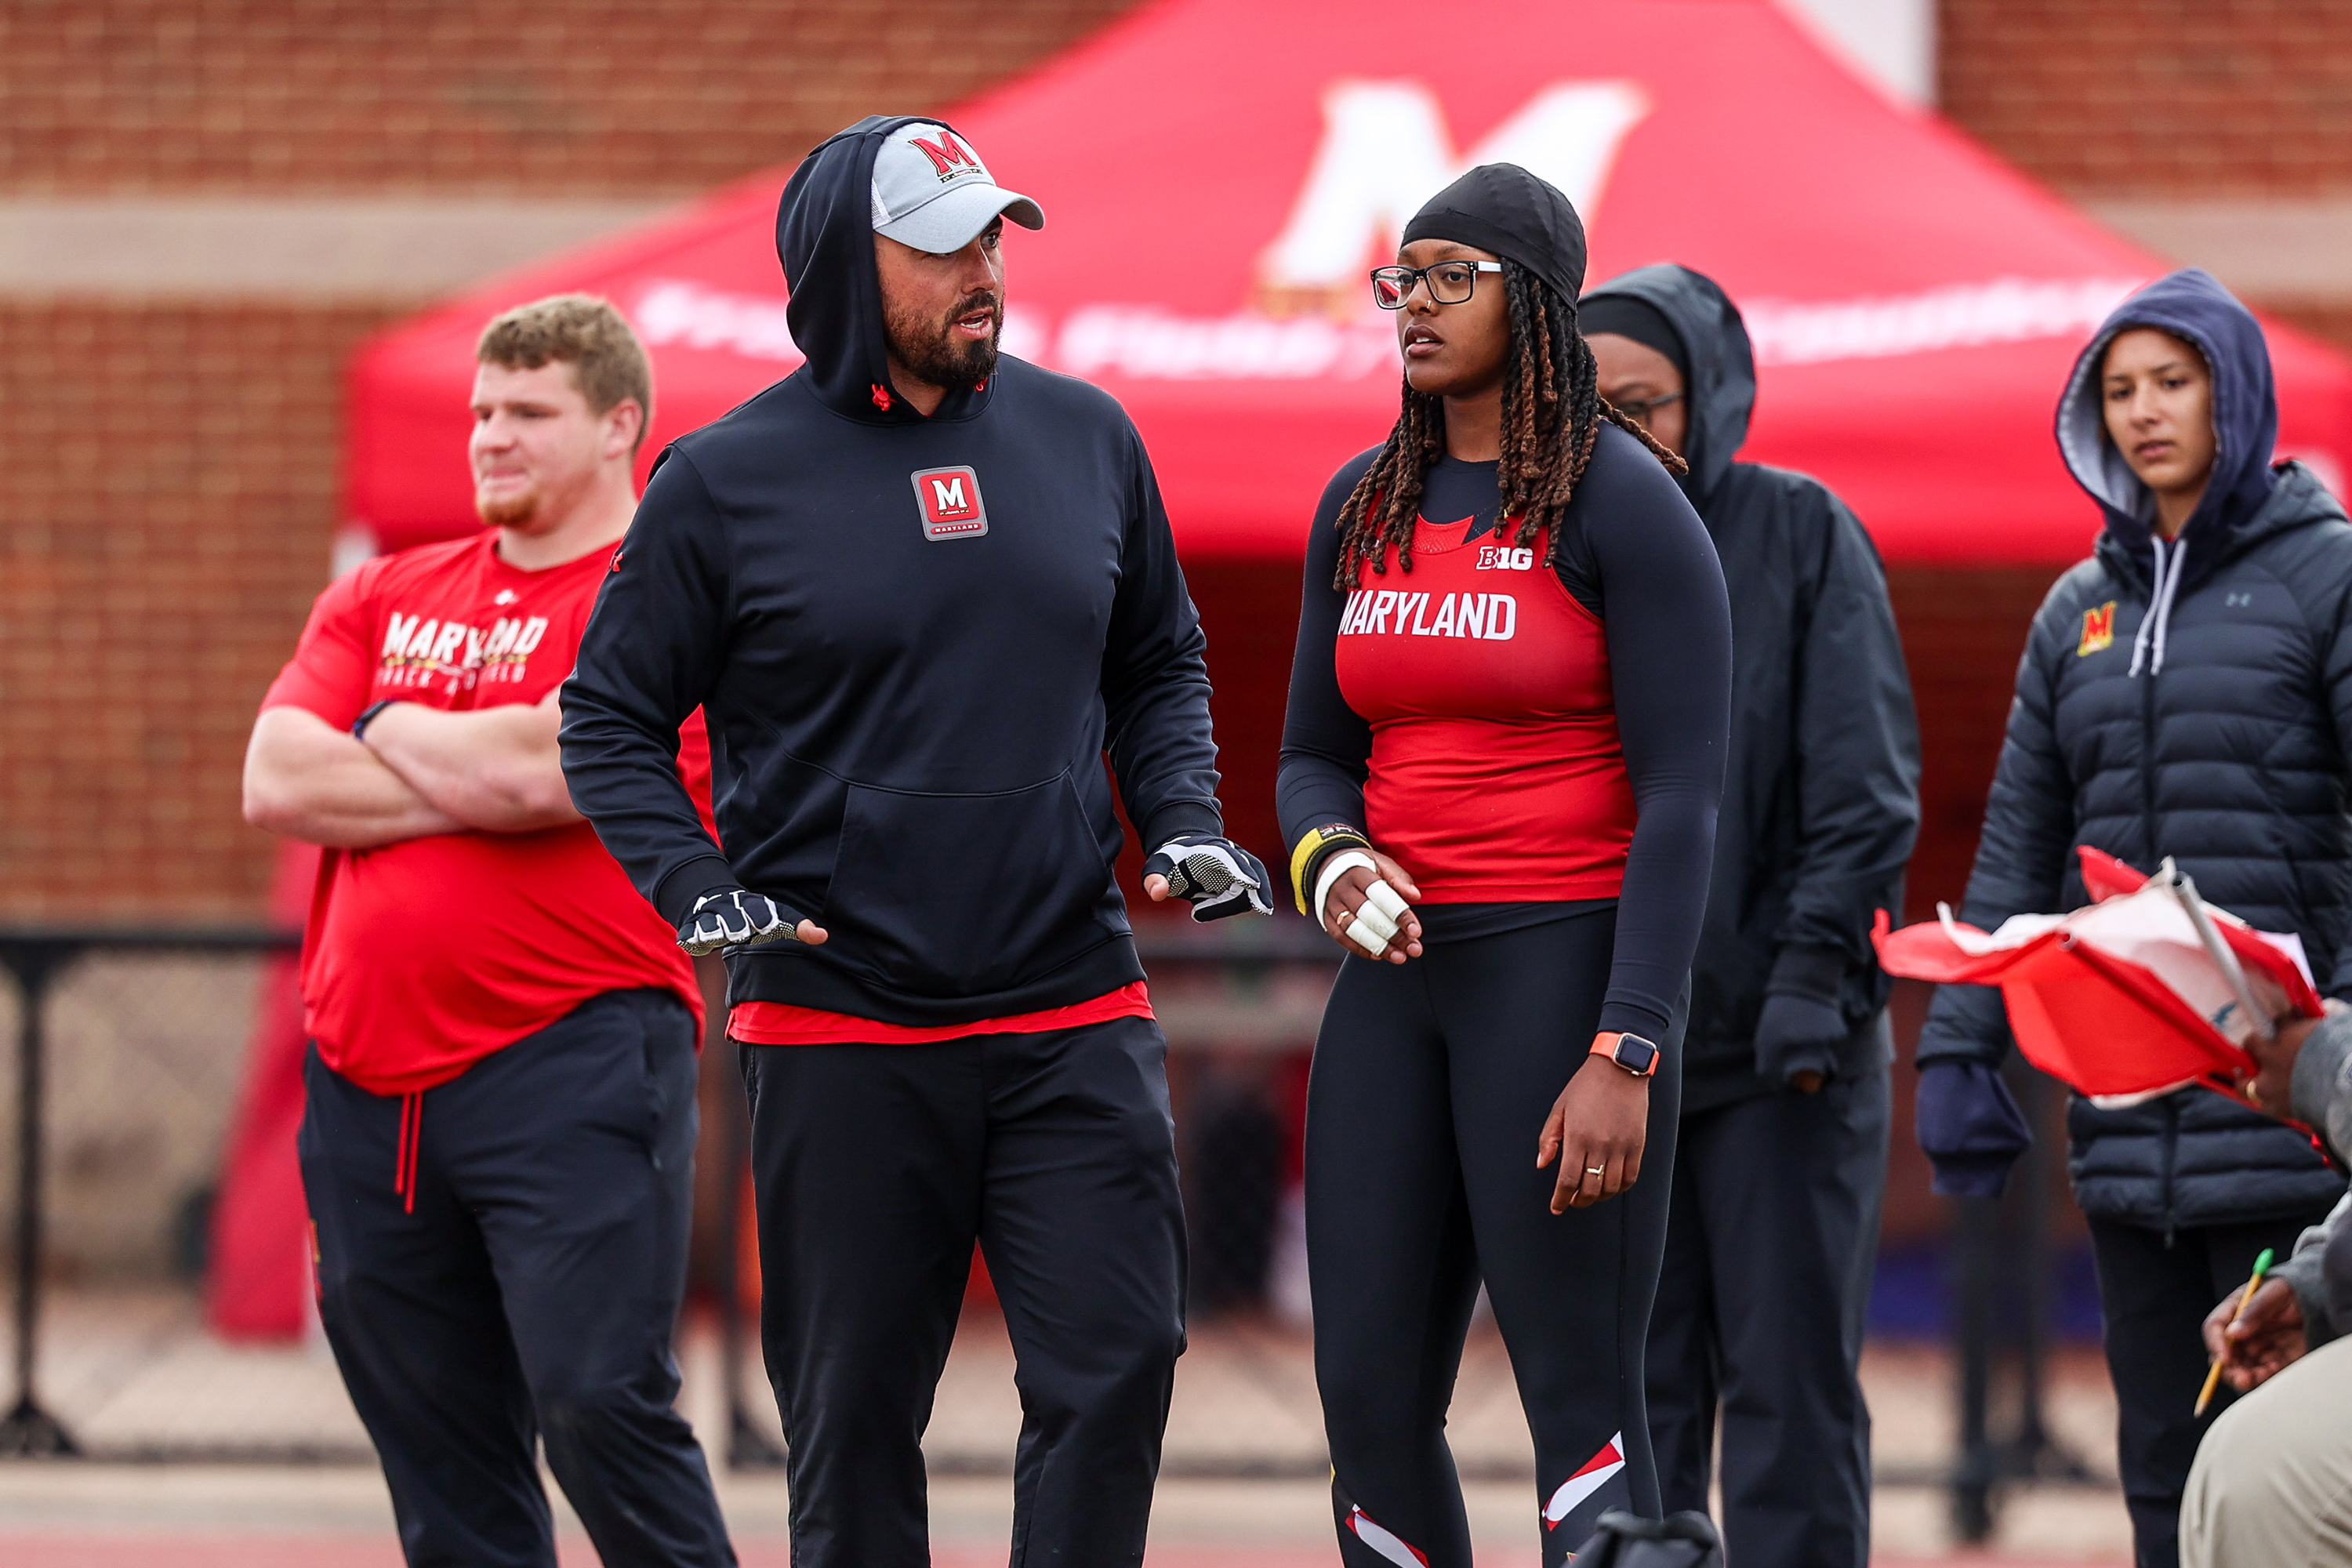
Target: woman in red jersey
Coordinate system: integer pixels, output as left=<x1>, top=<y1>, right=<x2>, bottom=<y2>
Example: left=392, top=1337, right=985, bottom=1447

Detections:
left=1277, top=165, right=1732, bottom=1567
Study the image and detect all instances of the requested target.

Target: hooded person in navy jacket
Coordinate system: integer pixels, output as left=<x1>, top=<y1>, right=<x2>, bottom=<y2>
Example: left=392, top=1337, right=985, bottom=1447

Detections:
left=560, top=116, right=1270, bottom=1566
left=1581, top=263, right=1920, bottom=1568
left=1916, top=268, right=2352, bottom=1568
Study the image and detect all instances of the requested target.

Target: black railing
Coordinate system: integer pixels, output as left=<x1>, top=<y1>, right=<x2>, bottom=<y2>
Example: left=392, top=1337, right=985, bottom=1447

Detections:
left=0, top=927, right=299, bottom=1457
left=0, top=918, right=2103, bottom=1518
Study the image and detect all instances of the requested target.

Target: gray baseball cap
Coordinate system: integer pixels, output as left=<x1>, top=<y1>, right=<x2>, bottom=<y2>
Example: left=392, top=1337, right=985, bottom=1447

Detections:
left=869, top=121, right=1044, bottom=255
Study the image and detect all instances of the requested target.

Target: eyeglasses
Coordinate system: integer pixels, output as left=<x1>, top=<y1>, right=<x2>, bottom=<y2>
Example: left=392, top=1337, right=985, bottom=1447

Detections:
left=1610, top=391, right=1685, bottom=428
left=1370, top=260, right=1504, bottom=310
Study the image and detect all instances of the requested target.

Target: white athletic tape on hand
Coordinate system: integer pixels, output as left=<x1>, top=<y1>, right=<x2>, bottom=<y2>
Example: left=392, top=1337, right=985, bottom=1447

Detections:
left=1346, top=916, right=1393, bottom=956
left=1362, top=879, right=1410, bottom=923
left=1312, top=851, right=1377, bottom=927
left=1315, top=851, right=1417, bottom=957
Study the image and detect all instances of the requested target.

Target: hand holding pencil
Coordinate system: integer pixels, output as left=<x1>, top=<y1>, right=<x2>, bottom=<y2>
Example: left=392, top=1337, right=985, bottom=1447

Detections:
left=2198, top=1249, right=2287, bottom=1414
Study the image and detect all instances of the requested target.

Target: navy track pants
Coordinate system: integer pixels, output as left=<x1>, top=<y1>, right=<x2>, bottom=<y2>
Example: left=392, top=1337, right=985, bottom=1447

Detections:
left=1305, top=908, right=1679, bottom=1568
left=299, top=988, right=733, bottom=1568
left=1645, top=1031, right=1891, bottom=1568
left=739, top=1014, right=1186, bottom=1568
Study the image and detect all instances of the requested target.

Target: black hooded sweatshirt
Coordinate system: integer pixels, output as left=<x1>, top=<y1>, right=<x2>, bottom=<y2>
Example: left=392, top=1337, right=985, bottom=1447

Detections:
left=1918, top=269, right=2351, bottom=1229
left=1581, top=264, right=1922, bottom=1112
left=558, top=115, right=1224, bottom=1025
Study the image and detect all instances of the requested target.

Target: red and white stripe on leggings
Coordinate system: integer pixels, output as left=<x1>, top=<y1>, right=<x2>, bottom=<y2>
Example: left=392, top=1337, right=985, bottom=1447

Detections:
left=1543, top=1432, right=1627, bottom=1531
left=1345, top=1504, right=1429, bottom=1566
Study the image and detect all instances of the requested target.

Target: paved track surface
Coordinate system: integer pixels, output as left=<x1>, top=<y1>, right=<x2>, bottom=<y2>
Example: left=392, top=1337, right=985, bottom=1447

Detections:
left=4, top=1540, right=2125, bottom=1568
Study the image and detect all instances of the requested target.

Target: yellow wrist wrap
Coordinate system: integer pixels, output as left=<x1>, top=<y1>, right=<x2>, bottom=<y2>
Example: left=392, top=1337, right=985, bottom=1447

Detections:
left=1288, top=824, right=1372, bottom=914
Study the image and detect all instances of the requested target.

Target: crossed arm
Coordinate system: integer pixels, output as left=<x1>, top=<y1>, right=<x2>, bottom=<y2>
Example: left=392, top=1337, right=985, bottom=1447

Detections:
left=242, top=692, right=581, bottom=848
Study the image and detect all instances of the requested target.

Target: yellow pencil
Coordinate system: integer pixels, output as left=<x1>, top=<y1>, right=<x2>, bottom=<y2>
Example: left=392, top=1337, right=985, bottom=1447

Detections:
left=2195, top=1247, right=2277, bottom=1417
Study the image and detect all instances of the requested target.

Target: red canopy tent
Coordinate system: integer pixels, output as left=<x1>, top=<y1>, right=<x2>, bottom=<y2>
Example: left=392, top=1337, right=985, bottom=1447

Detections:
left=213, top=0, right=2352, bottom=1334
left=343, top=0, right=2352, bottom=564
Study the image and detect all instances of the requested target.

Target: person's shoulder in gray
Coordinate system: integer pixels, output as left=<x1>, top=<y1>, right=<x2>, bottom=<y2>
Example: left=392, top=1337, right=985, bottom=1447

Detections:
left=2180, top=1007, right=2352, bottom=1568
left=1581, top=262, right=1921, bottom=1111
left=2252, top=1006, right=2352, bottom=1346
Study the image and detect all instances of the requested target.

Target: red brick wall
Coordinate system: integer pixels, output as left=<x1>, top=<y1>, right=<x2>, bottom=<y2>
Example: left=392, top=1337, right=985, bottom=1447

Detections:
left=0, top=303, right=399, bottom=918
left=1940, top=0, right=2352, bottom=195
left=0, top=0, right=1146, bottom=920
left=0, top=0, right=1142, bottom=194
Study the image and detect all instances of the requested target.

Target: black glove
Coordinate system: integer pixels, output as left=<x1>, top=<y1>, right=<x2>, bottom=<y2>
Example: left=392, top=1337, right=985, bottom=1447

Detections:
left=1915, top=1059, right=2033, bottom=1198
left=1567, top=1509, right=1723, bottom=1568
left=1754, top=990, right=1849, bottom=1089
left=677, top=887, right=803, bottom=956
left=1142, top=833, right=1273, bottom=922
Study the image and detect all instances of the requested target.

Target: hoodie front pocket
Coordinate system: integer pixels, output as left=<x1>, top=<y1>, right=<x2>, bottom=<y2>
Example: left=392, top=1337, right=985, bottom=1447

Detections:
left=822, top=772, right=1113, bottom=997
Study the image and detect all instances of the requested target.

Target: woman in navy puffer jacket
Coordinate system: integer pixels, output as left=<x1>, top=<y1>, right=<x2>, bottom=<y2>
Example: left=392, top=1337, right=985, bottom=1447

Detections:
left=1917, top=269, right=2351, bottom=1568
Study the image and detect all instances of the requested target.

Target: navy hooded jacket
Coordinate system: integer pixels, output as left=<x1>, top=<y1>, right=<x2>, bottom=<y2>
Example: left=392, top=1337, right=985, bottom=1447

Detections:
left=1918, top=269, right=2350, bottom=1229
left=1582, top=264, right=1921, bottom=1111
left=558, top=115, right=1225, bottom=1025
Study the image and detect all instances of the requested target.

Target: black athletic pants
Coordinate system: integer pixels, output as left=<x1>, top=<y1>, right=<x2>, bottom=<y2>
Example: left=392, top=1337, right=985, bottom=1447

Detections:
left=299, top=988, right=731, bottom=1568
left=739, top=1014, right=1186, bottom=1568
left=1306, top=909, right=1679, bottom=1568
left=1646, top=1033, right=1892, bottom=1568
left=2089, top=1209, right=2335, bottom=1568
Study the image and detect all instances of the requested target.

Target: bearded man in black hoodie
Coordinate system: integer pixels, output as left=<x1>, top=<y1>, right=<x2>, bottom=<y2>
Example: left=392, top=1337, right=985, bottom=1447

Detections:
left=561, top=117, right=1269, bottom=1566
left=1581, top=264, right=1921, bottom=1568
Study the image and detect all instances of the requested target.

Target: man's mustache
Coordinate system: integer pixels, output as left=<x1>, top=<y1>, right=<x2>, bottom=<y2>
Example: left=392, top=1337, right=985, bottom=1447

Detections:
left=943, top=290, right=1002, bottom=330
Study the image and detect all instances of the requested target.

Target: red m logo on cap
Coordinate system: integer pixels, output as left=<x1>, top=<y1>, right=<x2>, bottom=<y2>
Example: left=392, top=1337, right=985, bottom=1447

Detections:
left=911, top=131, right=978, bottom=180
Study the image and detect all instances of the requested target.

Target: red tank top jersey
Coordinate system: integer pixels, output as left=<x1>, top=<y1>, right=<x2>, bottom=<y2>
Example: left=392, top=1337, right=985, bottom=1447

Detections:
left=1334, top=517, right=1637, bottom=902
left=263, top=532, right=710, bottom=1095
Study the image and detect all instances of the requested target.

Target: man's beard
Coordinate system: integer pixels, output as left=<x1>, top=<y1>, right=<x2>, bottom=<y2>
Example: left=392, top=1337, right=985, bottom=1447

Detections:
left=884, top=288, right=1002, bottom=390
left=475, top=484, right=540, bottom=529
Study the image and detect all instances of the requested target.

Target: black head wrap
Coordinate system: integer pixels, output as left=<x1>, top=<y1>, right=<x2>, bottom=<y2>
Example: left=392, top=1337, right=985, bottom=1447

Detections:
left=1577, top=294, right=1691, bottom=387
left=1399, top=163, right=1587, bottom=310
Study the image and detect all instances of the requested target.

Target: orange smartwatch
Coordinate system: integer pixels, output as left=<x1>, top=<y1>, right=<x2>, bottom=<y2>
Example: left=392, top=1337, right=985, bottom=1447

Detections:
left=1589, top=1031, right=1660, bottom=1078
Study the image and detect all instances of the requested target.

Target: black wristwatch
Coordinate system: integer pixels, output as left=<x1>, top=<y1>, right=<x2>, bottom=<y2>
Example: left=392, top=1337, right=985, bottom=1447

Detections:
left=351, top=699, right=401, bottom=740
left=1589, top=1031, right=1660, bottom=1078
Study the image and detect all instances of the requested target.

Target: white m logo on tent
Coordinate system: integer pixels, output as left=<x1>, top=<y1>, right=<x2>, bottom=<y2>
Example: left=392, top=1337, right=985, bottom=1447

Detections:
left=1259, top=79, right=1651, bottom=296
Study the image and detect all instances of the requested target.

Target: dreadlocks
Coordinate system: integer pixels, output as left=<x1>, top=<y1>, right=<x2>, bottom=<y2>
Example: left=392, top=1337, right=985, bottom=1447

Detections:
left=1332, top=260, right=1687, bottom=590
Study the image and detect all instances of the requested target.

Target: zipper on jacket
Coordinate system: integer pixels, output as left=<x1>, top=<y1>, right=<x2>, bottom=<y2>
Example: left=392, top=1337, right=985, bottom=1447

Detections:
left=2159, top=1096, right=2180, bottom=1247
left=2138, top=621, right=2161, bottom=871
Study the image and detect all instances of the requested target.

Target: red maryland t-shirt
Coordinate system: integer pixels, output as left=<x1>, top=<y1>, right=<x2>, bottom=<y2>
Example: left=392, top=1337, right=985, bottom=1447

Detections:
left=263, top=532, right=708, bottom=1095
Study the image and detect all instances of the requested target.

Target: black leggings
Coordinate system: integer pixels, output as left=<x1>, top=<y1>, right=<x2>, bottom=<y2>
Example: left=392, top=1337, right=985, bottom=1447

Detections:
left=1306, top=908, right=1679, bottom=1568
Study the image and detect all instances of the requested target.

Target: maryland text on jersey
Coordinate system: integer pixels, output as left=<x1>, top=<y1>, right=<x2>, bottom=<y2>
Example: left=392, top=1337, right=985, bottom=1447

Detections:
left=1337, top=587, right=1519, bottom=641
left=378, top=611, right=552, bottom=691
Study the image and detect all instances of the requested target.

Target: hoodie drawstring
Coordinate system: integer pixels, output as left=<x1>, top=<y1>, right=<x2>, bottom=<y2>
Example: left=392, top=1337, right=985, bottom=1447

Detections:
left=2129, top=535, right=2187, bottom=677
left=394, top=1091, right=422, bottom=1214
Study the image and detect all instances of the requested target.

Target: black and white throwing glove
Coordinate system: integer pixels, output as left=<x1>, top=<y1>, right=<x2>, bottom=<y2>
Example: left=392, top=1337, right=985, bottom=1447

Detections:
left=1143, top=834, right=1273, bottom=923
left=677, top=887, right=803, bottom=956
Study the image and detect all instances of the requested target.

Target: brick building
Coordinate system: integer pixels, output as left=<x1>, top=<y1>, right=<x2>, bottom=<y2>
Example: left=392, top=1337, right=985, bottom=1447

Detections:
left=0, top=0, right=1141, bottom=919
left=4, top=0, right=2350, bottom=922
